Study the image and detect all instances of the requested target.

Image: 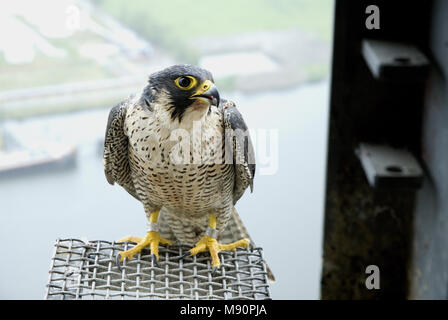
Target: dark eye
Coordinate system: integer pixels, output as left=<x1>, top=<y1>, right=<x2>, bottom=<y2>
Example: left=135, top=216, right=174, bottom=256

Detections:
left=178, top=77, right=191, bottom=88
left=175, top=76, right=196, bottom=90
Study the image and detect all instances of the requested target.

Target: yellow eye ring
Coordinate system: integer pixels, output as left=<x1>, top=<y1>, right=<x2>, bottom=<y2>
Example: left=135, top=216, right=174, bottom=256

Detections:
left=174, top=76, right=197, bottom=90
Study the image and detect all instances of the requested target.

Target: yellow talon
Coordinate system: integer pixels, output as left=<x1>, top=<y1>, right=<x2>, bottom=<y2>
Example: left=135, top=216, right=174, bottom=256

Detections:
left=116, top=210, right=172, bottom=262
left=117, top=231, right=172, bottom=261
left=186, top=213, right=250, bottom=268
left=188, top=235, right=250, bottom=268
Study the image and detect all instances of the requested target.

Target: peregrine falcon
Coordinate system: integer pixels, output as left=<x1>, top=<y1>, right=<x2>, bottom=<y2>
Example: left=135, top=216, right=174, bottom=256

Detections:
left=104, top=64, right=260, bottom=275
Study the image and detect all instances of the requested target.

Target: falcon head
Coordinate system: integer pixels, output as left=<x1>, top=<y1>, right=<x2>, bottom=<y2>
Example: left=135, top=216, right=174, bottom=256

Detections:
left=145, top=64, right=220, bottom=122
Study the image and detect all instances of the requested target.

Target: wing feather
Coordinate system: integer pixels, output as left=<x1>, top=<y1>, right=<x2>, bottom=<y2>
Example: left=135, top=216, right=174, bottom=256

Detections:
left=222, top=100, right=256, bottom=204
left=103, top=98, right=139, bottom=200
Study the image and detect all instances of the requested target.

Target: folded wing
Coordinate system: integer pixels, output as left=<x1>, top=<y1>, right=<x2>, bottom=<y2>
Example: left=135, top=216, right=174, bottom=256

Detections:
left=103, top=99, right=139, bottom=200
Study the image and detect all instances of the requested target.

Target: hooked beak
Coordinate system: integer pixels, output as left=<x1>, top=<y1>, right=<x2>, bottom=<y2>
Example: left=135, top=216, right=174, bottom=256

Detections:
left=190, top=79, right=220, bottom=107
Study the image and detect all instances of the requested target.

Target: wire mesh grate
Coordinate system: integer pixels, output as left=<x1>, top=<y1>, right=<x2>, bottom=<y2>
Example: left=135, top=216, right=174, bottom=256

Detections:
left=45, top=238, right=271, bottom=300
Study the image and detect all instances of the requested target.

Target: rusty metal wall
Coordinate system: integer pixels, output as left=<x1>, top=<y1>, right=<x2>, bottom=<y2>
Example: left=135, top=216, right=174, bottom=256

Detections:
left=321, top=0, right=434, bottom=299
left=408, top=0, right=448, bottom=299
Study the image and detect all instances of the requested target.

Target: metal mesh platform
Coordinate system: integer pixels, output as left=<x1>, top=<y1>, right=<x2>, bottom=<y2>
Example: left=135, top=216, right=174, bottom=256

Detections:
left=45, top=238, right=271, bottom=300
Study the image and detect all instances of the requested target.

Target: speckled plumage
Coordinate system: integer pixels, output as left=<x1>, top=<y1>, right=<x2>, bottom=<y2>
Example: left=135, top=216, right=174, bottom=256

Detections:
left=104, top=65, right=255, bottom=247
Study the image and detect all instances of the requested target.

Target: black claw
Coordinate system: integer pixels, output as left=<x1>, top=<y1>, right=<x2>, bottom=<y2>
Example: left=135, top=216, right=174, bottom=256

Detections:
left=151, top=254, right=159, bottom=267
left=115, top=253, right=123, bottom=272
left=179, top=251, right=191, bottom=261
left=249, top=242, right=255, bottom=251
left=211, top=267, right=218, bottom=276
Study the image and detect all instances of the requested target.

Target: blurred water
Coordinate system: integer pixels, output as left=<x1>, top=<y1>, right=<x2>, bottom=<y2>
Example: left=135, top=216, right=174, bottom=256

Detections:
left=0, top=81, right=329, bottom=299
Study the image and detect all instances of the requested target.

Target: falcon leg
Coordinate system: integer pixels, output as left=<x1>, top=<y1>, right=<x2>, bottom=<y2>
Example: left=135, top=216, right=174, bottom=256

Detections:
left=184, top=213, right=250, bottom=272
left=116, top=210, right=172, bottom=266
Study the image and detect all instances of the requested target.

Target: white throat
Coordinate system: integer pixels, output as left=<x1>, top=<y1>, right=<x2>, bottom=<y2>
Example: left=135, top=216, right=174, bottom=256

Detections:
left=178, top=100, right=210, bottom=130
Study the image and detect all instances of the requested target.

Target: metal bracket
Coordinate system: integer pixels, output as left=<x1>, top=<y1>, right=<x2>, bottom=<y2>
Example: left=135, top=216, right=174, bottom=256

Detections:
left=356, top=143, right=423, bottom=189
left=362, top=39, right=430, bottom=81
